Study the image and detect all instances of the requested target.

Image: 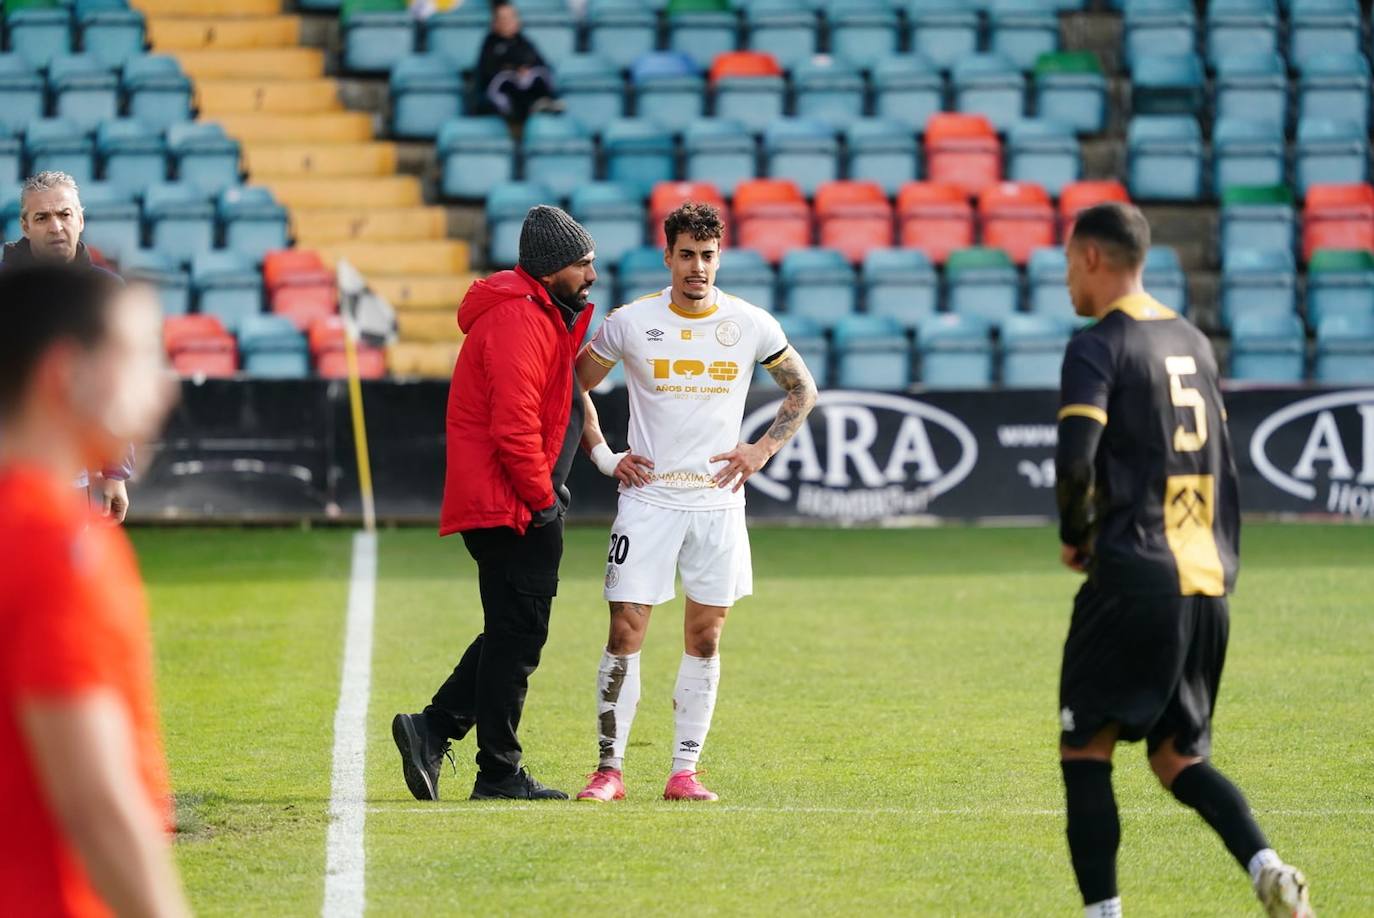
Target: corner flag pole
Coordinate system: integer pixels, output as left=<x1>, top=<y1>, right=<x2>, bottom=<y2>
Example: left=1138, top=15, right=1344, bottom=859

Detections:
left=340, top=286, right=377, bottom=534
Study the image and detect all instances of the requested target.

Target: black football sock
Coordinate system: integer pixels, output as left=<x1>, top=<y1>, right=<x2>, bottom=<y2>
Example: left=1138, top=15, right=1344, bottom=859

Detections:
left=1062, top=759, right=1120, bottom=905
left=1170, top=761, right=1270, bottom=873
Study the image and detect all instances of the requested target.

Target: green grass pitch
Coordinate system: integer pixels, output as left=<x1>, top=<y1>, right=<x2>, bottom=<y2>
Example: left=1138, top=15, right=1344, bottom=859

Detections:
left=136, top=524, right=1374, bottom=916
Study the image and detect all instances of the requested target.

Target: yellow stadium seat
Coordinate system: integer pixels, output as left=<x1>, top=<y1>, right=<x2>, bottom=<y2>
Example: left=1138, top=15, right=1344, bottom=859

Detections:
left=243, top=143, right=395, bottom=179
left=174, top=48, right=323, bottom=81
left=214, top=112, right=373, bottom=144
left=397, top=310, right=463, bottom=344
left=318, top=240, right=471, bottom=276
left=387, top=341, right=462, bottom=379
left=265, top=176, right=422, bottom=209
left=197, top=80, right=340, bottom=116
left=147, top=16, right=299, bottom=51
left=132, top=0, right=282, bottom=15
left=290, top=207, right=446, bottom=244
left=370, top=275, right=479, bottom=311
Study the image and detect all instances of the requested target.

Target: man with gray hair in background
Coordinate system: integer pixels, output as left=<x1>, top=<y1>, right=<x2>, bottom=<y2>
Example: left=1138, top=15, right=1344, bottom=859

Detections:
left=3, top=171, right=135, bottom=523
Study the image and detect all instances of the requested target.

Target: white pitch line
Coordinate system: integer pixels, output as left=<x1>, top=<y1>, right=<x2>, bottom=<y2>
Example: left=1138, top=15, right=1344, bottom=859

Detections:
left=323, top=531, right=377, bottom=918
left=368, top=805, right=1374, bottom=818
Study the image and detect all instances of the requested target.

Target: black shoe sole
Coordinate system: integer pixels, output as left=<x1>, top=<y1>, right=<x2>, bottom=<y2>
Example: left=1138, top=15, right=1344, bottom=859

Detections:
left=469, top=786, right=569, bottom=801
left=392, top=714, right=437, bottom=802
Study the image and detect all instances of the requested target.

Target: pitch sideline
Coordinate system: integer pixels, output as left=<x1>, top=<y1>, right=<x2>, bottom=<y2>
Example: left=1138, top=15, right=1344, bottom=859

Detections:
left=323, top=531, right=377, bottom=918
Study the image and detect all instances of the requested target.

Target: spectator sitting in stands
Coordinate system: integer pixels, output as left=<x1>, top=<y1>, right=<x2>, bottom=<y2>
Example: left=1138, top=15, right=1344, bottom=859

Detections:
left=475, top=1, right=564, bottom=124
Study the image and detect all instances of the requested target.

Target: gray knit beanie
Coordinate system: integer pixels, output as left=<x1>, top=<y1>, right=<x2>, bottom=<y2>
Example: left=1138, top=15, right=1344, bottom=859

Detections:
left=518, top=205, right=595, bottom=278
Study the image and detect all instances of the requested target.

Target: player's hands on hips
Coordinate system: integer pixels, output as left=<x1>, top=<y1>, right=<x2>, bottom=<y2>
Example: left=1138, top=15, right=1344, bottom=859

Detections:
left=99, top=478, right=129, bottom=525
left=710, top=441, right=772, bottom=492
left=1060, top=543, right=1090, bottom=572
left=614, top=453, right=655, bottom=488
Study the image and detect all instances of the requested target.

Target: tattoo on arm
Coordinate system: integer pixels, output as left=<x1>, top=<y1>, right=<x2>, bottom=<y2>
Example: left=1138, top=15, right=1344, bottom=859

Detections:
left=763, top=350, right=819, bottom=446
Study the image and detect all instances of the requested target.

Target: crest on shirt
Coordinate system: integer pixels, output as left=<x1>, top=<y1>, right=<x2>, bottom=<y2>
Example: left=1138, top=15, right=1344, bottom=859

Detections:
left=605, top=566, right=620, bottom=589
left=715, top=320, right=742, bottom=347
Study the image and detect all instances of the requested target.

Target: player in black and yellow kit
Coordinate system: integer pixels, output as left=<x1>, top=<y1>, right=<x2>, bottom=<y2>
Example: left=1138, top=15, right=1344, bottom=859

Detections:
left=1054, top=204, right=1314, bottom=918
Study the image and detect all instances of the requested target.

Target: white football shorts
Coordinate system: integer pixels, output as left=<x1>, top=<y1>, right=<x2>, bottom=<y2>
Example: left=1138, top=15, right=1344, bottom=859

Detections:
left=602, top=495, right=753, bottom=608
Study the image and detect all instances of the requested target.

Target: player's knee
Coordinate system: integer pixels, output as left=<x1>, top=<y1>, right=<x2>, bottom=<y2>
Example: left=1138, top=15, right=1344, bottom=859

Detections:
left=684, top=619, right=723, bottom=657
left=607, top=604, right=649, bottom=654
left=1148, top=748, right=1198, bottom=789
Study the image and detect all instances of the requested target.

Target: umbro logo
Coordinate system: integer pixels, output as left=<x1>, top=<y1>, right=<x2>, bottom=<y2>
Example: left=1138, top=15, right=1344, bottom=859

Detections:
left=679, top=740, right=700, bottom=749
left=646, top=328, right=664, bottom=340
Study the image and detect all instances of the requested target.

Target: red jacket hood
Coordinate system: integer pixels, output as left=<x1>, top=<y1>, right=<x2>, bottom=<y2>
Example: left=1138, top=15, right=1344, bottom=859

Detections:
left=458, top=266, right=559, bottom=334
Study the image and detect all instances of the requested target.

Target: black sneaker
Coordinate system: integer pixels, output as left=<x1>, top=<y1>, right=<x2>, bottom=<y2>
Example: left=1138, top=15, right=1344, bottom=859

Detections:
left=470, top=767, right=568, bottom=800
left=391, top=712, right=452, bottom=801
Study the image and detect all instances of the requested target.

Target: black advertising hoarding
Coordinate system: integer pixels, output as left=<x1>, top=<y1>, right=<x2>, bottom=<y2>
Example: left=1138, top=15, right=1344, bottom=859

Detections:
left=130, top=380, right=1374, bottom=525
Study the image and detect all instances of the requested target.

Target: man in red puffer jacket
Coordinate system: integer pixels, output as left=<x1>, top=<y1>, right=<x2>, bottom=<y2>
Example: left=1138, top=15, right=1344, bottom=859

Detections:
left=393, top=206, right=597, bottom=802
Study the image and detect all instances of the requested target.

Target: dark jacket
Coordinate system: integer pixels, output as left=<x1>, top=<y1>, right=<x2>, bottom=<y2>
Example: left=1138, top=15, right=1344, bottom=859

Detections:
left=476, top=31, right=547, bottom=85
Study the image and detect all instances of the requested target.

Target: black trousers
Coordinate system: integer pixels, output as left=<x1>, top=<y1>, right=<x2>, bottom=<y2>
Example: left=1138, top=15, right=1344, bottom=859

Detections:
left=425, top=519, right=563, bottom=779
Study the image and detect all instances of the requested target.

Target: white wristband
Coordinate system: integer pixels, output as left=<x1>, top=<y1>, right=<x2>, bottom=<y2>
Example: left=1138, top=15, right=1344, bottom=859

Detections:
left=590, top=442, right=624, bottom=477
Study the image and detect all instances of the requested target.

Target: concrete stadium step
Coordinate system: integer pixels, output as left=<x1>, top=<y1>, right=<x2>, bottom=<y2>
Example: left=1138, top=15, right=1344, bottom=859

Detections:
left=265, top=176, right=421, bottom=208
left=244, top=142, right=395, bottom=178
left=397, top=309, right=464, bottom=344
left=290, top=207, right=447, bottom=244
left=387, top=341, right=461, bottom=379
left=370, top=274, right=478, bottom=311
left=173, top=48, right=324, bottom=80
left=197, top=79, right=341, bottom=116
left=148, top=16, right=300, bottom=51
left=317, top=240, right=472, bottom=276
left=132, top=0, right=281, bottom=16
left=214, top=112, right=373, bottom=143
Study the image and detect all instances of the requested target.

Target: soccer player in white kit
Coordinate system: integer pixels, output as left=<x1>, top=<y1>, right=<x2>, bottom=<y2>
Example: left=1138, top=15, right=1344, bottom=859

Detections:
left=573, top=203, right=818, bottom=802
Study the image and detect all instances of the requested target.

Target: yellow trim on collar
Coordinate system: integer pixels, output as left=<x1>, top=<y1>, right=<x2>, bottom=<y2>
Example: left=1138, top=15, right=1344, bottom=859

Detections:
left=1106, top=293, right=1176, bottom=321
left=668, top=299, right=719, bottom=320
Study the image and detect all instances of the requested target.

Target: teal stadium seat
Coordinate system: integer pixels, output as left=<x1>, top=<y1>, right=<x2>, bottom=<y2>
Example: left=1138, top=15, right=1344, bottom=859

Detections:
left=77, top=0, right=145, bottom=68
left=521, top=9, right=576, bottom=64
left=78, top=181, right=141, bottom=261
left=8, top=7, right=71, bottom=69
left=836, top=314, right=911, bottom=389
left=1001, top=313, right=1073, bottom=389
left=1314, top=314, right=1374, bottom=383
left=1130, top=53, right=1205, bottom=115
left=1143, top=245, right=1188, bottom=314
left=521, top=114, right=595, bottom=199
left=631, top=53, right=703, bottom=133
left=1213, top=53, right=1287, bottom=126
left=569, top=182, right=644, bottom=265
left=952, top=53, right=1026, bottom=132
left=342, top=0, right=415, bottom=73
left=989, top=0, right=1060, bottom=71
left=486, top=181, right=554, bottom=266
left=25, top=119, right=96, bottom=186
left=1033, top=51, right=1106, bottom=134
left=218, top=186, right=290, bottom=264
left=167, top=121, right=241, bottom=196
left=779, top=247, right=856, bottom=326
left=1219, top=184, right=1296, bottom=256
left=1307, top=249, right=1374, bottom=327
left=1219, top=247, right=1297, bottom=329
left=97, top=119, right=167, bottom=192
left=49, top=55, right=119, bottom=131
left=0, top=54, right=44, bottom=133
left=603, top=119, right=677, bottom=196
left=423, top=8, right=487, bottom=72
left=390, top=54, right=465, bottom=139
left=1122, top=0, right=1195, bottom=65
left=862, top=247, right=938, bottom=329
left=1213, top=118, right=1285, bottom=191
left=1007, top=119, right=1080, bottom=197
left=1289, top=0, right=1363, bottom=65
left=683, top=118, right=757, bottom=197
left=745, top=0, right=818, bottom=70
left=1205, top=0, right=1279, bottom=64
left=775, top=314, right=830, bottom=387
left=1296, top=53, right=1371, bottom=135
left=239, top=314, right=309, bottom=379
left=945, top=247, right=1019, bottom=322
left=122, top=248, right=190, bottom=315
left=122, top=55, right=193, bottom=130
left=918, top=312, right=992, bottom=389
left=617, top=246, right=671, bottom=303
left=824, top=0, right=899, bottom=67
left=903, top=0, right=979, bottom=71
left=193, top=250, right=264, bottom=334
left=587, top=0, right=658, bottom=71
left=1026, top=247, right=1073, bottom=316
left=764, top=119, right=839, bottom=196
left=793, top=58, right=865, bottom=129
left=1126, top=115, right=1203, bottom=201
left=1294, top=118, right=1369, bottom=197
left=0, top=126, right=20, bottom=186
left=561, top=55, right=626, bottom=134
left=437, top=116, right=513, bottom=199
left=143, top=182, right=216, bottom=266
left=714, top=247, right=777, bottom=312
left=1229, top=312, right=1306, bottom=382
left=845, top=119, right=919, bottom=197
left=668, top=11, right=738, bottom=71
left=872, top=55, right=944, bottom=133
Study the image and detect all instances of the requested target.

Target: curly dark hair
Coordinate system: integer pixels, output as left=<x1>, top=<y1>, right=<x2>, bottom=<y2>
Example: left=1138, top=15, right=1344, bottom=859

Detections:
left=663, top=202, right=724, bottom=251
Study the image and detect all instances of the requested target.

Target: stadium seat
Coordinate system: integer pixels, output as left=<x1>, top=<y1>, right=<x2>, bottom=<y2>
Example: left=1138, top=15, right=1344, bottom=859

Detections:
left=422, top=8, right=488, bottom=72
left=1307, top=248, right=1374, bottom=327
left=125, top=250, right=191, bottom=315
left=192, top=250, right=263, bottom=333
left=95, top=119, right=165, bottom=192
left=845, top=119, right=919, bottom=197
left=1026, top=247, right=1073, bottom=316
left=1127, top=115, right=1204, bottom=201
left=1058, top=179, right=1130, bottom=238
left=793, top=58, right=865, bottom=130
left=0, top=126, right=18, bottom=187
left=774, top=314, right=829, bottom=386
left=835, top=314, right=911, bottom=389
left=734, top=178, right=811, bottom=264
left=168, top=122, right=242, bottom=196
left=239, top=313, right=310, bottom=378
left=587, top=0, right=658, bottom=71
left=273, top=284, right=338, bottom=332
left=862, top=247, right=938, bottom=328
left=650, top=180, right=727, bottom=247
left=48, top=55, right=119, bottom=131
left=390, top=54, right=465, bottom=140
left=1205, top=0, right=1279, bottom=63
left=1213, top=118, right=1286, bottom=192
left=1297, top=53, right=1371, bottom=136
left=1294, top=119, right=1370, bottom=197
left=521, top=114, right=595, bottom=199
left=978, top=181, right=1055, bottom=265
left=1143, top=246, right=1188, bottom=314
left=744, top=0, right=819, bottom=70
left=78, top=182, right=140, bottom=262
left=604, top=119, right=677, bottom=197
left=1006, top=120, right=1080, bottom=197
left=1220, top=184, right=1297, bottom=257
left=316, top=345, right=387, bottom=380
left=7, top=7, right=71, bottom=69
left=1001, top=313, right=1072, bottom=388
left=78, top=2, right=144, bottom=68
left=25, top=119, right=95, bottom=187
left=560, top=54, right=627, bottom=135
left=1219, top=248, right=1297, bottom=328
left=629, top=53, right=702, bottom=134
left=951, top=53, right=1025, bottom=133
left=779, top=248, right=856, bottom=325
left=618, top=246, right=670, bottom=303
left=437, top=116, right=514, bottom=199
left=871, top=55, right=944, bottom=133
left=946, top=247, right=1019, bottom=322
left=764, top=119, right=839, bottom=197
left=1033, top=52, right=1106, bottom=134
left=988, top=0, right=1060, bottom=71
left=668, top=10, right=738, bottom=71
left=924, top=113, right=1001, bottom=197
left=1228, top=312, right=1306, bottom=382
left=1289, top=0, right=1364, bottom=66
left=815, top=180, right=892, bottom=265
left=1213, top=53, right=1288, bottom=127
left=716, top=247, right=776, bottom=311
left=486, top=181, right=554, bottom=267
left=570, top=183, right=645, bottom=266
left=521, top=9, right=576, bottom=65
left=219, top=186, right=289, bottom=263
left=1313, top=313, right=1374, bottom=382
left=263, top=248, right=334, bottom=294
left=826, top=0, right=899, bottom=67
left=918, top=312, right=993, bottom=389
left=711, top=52, right=786, bottom=133
left=1122, top=0, right=1196, bottom=65
left=1130, top=54, right=1205, bottom=115
left=1302, top=184, right=1374, bottom=261
left=683, top=118, right=757, bottom=198
left=0, top=187, right=19, bottom=244
left=163, top=313, right=237, bottom=377
left=0, top=54, right=44, bottom=134
left=122, top=55, right=194, bottom=131
left=341, top=0, right=414, bottom=73
left=897, top=181, right=974, bottom=265
left=904, top=0, right=979, bottom=70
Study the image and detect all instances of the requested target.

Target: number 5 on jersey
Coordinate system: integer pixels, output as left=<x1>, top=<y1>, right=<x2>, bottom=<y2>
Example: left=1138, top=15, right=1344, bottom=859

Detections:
left=1166, top=355, right=1208, bottom=453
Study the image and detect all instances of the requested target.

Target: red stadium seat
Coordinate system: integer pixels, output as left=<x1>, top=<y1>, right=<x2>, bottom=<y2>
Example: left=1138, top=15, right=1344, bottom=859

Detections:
left=896, top=181, right=973, bottom=265
left=317, top=347, right=387, bottom=380
left=171, top=350, right=237, bottom=378
left=273, top=284, right=338, bottom=331
left=1302, top=184, right=1374, bottom=261
left=734, top=178, right=810, bottom=263
left=263, top=248, right=334, bottom=292
left=163, top=314, right=228, bottom=352
left=650, top=181, right=729, bottom=247
left=1058, top=180, right=1130, bottom=238
left=163, top=315, right=237, bottom=378
left=308, top=315, right=348, bottom=357
left=709, top=50, right=782, bottom=84
left=978, top=182, right=1055, bottom=265
left=815, top=181, right=892, bottom=264
left=924, top=113, right=1000, bottom=196
left=734, top=177, right=804, bottom=211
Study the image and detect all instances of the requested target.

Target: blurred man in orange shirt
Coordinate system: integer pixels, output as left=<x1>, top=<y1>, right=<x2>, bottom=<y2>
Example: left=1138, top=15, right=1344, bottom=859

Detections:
left=0, top=265, right=187, bottom=917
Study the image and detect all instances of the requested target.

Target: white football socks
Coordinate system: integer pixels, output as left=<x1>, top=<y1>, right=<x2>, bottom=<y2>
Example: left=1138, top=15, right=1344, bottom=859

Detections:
left=595, top=648, right=641, bottom=771
left=1248, top=848, right=1281, bottom=887
left=1084, top=896, right=1122, bottom=918
left=671, top=652, right=720, bottom=774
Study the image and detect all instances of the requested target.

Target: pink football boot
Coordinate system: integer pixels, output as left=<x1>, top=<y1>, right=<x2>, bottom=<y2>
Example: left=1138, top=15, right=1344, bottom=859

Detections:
left=576, top=769, right=625, bottom=802
left=663, top=770, right=718, bottom=801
